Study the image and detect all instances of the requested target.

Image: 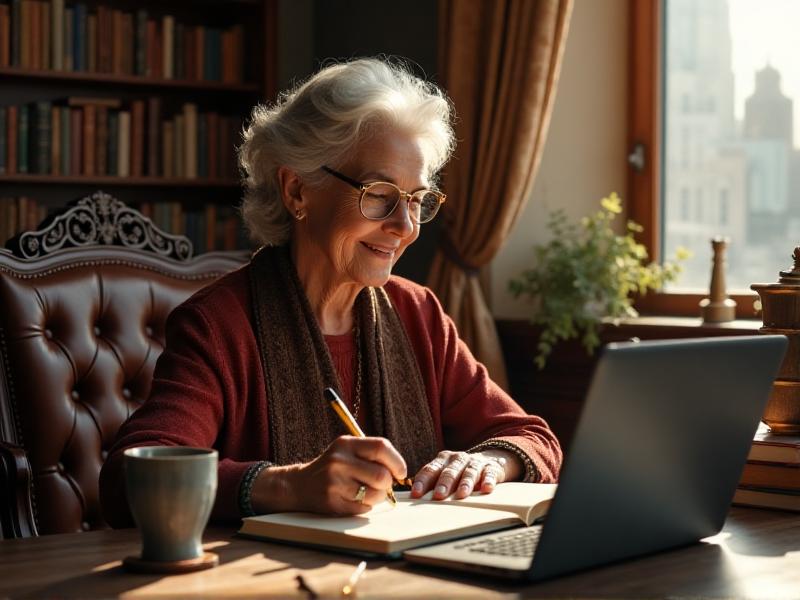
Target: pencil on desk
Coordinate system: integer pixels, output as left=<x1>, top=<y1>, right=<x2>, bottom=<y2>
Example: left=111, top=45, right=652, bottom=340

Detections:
left=323, top=387, right=400, bottom=506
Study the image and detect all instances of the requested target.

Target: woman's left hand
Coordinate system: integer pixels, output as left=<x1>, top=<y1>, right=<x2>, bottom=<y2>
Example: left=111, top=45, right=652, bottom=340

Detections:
left=410, top=449, right=520, bottom=500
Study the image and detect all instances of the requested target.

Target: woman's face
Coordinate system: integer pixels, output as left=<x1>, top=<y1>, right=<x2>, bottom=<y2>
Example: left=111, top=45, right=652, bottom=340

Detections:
left=297, top=131, right=428, bottom=289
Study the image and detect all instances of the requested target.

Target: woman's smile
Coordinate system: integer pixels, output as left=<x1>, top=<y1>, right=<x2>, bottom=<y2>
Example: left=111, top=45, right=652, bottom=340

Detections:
left=360, top=241, right=398, bottom=260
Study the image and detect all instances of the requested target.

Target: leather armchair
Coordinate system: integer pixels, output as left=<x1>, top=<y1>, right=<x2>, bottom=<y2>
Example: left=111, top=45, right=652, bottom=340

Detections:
left=0, top=191, right=249, bottom=538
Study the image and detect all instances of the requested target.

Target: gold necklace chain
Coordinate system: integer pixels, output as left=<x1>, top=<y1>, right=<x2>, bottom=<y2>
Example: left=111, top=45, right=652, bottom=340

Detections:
left=353, top=319, right=362, bottom=421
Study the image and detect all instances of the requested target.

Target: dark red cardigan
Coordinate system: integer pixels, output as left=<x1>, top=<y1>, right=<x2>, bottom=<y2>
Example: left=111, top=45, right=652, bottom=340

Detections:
left=99, top=265, right=562, bottom=526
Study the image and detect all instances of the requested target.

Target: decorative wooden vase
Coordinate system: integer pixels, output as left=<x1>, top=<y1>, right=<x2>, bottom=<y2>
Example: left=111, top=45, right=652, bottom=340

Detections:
left=751, top=247, right=800, bottom=434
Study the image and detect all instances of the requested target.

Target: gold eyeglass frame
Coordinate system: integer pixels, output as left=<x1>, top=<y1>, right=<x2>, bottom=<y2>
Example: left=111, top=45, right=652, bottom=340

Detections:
left=321, top=165, right=446, bottom=224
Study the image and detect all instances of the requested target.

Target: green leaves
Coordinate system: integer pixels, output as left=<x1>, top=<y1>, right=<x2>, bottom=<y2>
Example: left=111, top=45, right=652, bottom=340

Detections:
left=509, top=193, right=689, bottom=368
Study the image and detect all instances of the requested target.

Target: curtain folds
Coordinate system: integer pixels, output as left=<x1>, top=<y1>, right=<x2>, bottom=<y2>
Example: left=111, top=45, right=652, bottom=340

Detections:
left=430, top=0, right=573, bottom=389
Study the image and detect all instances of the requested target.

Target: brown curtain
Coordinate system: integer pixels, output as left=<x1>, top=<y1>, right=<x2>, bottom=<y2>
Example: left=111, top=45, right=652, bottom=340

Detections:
left=429, top=0, right=573, bottom=390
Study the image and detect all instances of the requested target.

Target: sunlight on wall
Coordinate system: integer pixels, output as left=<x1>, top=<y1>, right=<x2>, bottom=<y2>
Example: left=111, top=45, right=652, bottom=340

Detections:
left=492, top=0, right=630, bottom=319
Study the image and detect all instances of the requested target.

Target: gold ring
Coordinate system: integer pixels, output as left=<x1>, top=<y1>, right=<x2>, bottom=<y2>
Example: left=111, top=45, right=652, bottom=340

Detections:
left=354, top=484, right=367, bottom=503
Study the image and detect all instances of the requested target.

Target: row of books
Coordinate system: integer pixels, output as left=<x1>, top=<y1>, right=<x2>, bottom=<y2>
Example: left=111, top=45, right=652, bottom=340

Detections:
left=0, top=1, right=246, bottom=83
left=0, top=197, right=250, bottom=252
left=0, top=195, right=47, bottom=244
left=0, top=98, right=243, bottom=179
left=733, top=422, right=800, bottom=511
left=139, top=201, right=249, bottom=254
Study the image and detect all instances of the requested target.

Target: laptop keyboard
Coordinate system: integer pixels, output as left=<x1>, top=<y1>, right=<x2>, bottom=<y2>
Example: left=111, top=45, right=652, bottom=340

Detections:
left=453, top=526, right=542, bottom=558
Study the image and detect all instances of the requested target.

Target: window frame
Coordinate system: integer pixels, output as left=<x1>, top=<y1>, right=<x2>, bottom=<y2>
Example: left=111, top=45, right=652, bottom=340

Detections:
left=627, top=0, right=760, bottom=318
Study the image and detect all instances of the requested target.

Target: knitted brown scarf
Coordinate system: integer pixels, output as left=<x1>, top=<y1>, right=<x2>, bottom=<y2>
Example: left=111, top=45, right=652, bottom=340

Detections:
left=249, top=245, right=440, bottom=476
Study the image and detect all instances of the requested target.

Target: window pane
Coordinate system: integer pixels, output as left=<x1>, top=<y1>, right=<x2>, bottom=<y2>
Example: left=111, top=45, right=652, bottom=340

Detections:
left=663, top=0, right=800, bottom=292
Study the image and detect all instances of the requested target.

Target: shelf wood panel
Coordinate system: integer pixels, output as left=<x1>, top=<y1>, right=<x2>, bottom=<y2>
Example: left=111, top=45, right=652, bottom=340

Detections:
left=0, top=175, right=241, bottom=187
left=0, top=68, right=260, bottom=93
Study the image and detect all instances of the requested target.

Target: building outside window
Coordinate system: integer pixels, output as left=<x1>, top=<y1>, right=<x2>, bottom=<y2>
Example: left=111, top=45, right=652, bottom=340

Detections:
left=662, top=0, right=800, bottom=292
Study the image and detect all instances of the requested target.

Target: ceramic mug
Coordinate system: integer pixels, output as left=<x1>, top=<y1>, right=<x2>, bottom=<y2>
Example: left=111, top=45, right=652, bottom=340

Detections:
left=124, top=446, right=218, bottom=562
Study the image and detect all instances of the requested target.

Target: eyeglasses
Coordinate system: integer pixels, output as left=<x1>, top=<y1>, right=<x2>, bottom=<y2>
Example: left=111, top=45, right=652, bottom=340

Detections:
left=321, top=165, right=446, bottom=224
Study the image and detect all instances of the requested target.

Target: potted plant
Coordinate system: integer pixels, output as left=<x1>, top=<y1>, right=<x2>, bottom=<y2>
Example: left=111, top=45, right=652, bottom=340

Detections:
left=509, top=193, right=690, bottom=368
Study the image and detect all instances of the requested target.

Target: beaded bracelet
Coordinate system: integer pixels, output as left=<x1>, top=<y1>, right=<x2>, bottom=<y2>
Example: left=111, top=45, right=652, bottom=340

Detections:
left=467, top=439, right=540, bottom=483
left=238, top=460, right=273, bottom=517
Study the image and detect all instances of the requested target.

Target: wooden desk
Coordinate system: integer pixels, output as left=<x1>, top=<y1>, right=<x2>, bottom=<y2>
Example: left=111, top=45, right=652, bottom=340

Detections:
left=1, top=507, right=799, bottom=598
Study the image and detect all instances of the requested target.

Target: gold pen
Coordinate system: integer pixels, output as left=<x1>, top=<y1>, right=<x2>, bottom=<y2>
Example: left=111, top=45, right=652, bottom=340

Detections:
left=341, top=560, right=367, bottom=597
left=324, top=386, right=400, bottom=506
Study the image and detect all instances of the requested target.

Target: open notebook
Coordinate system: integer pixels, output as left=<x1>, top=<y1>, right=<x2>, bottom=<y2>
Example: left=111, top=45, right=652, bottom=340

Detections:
left=238, top=482, right=556, bottom=556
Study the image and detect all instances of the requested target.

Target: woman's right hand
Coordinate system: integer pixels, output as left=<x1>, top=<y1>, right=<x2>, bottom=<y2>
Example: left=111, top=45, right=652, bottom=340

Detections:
left=251, top=436, right=407, bottom=515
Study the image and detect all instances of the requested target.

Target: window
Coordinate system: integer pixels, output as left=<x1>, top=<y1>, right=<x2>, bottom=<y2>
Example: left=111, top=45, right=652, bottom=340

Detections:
left=628, top=0, right=798, bottom=317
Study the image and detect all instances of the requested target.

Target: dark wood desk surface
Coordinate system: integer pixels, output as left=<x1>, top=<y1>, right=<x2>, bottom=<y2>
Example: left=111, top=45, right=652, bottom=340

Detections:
left=1, top=507, right=799, bottom=598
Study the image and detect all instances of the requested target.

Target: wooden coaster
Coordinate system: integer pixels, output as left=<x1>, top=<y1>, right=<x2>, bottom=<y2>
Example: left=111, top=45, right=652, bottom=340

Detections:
left=123, top=551, right=219, bottom=574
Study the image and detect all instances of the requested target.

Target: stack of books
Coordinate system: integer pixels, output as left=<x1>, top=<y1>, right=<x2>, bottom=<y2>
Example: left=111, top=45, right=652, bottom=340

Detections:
left=733, top=422, right=800, bottom=511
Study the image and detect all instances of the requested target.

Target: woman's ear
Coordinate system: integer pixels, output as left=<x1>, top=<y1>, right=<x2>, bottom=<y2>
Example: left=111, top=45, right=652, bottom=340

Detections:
left=276, top=166, right=306, bottom=217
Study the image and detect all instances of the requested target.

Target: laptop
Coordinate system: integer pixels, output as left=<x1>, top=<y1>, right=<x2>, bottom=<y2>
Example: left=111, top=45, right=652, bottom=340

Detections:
left=404, top=335, right=787, bottom=581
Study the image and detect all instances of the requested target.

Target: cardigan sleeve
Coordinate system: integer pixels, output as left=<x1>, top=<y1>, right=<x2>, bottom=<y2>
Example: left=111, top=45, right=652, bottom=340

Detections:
left=99, top=300, right=261, bottom=527
left=399, top=283, right=563, bottom=483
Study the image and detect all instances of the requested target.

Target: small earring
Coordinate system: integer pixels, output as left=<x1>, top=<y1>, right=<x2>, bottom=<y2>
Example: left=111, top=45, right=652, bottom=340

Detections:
left=295, top=208, right=305, bottom=221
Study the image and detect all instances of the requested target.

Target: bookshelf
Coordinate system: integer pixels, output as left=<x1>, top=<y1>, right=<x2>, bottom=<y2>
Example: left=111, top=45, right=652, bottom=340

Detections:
left=0, top=0, right=277, bottom=253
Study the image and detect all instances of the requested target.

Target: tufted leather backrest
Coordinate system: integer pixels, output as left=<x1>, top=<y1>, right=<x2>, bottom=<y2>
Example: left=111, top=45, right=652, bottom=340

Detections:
left=0, top=245, right=249, bottom=536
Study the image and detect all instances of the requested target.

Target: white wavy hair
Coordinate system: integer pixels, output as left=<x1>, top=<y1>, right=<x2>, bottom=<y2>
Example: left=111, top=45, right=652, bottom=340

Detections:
left=238, top=57, right=456, bottom=246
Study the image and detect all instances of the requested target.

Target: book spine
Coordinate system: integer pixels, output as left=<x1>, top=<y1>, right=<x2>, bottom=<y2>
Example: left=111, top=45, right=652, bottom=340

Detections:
left=218, top=116, right=228, bottom=179
left=183, top=25, right=197, bottom=80
left=59, top=105, right=69, bottom=175
left=233, top=25, right=243, bottom=83
left=62, top=6, right=71, bottom=71
left=0, top=5, right=9, bottom=68
left=81, top=103, right=94, bottom=176
left=182, top=103, right=197, bottom=179
left=106, top=110, right=118, bottom=175
left=146, top=97, right=160, bottom=177
left=117, top=110, right=130, bottom=177
left=111, top=9, right=122, bottom=75
left=29, top=0, right=39, bottom=70
left=154, top=18, right=162, bottom=78
left=171, top=202, right=182, bottom=235
left=129, top=99, right=144, bottom=177
left=86, top=13, right=96, bottom=73
left=73, top=3, right=85, bottom=72
left=6, top=106, right=17, bottom=175
left=173, top=21, right=183, bottom=80
left=135, top=9, right=147, bottom=76
left=161, top=15, right=173, bottom=79
left=69, top=106, right=81, bottom=176
left=10, top=0, right=20, bottom=67
left=95, top=105, right=107, bottom=176
left=0, top=107, right=6, bottom=174
left=194, top=25, right=204, bottom=81
left=205, top=203, right=216, bottom=251
left=40, top=0, right=49, bottom=70
left=17, top=196, right=27, bottom=231
left=203, top=27, right=213, bottom=82
left=207, top=111, right=218, bottom=179
left=162, top=119, right=174, bottom=178
left=50, top=0, right=62, bottom=70
left=35, top=101, right=53, bottom=175
left=21, top=0, right=30, bottom=69
left=145, top=18, right=156, bottom=77
left=96, top=5, right=109, bottom=73
left=197, top=112, right=207, bottom=178
left=50, top=104, right=59, bottom=175
left=174, top=114, right=183, bottom=177
left=121, top=11, right=133, bottom=75
left=17, top=103, right=28, bottom=174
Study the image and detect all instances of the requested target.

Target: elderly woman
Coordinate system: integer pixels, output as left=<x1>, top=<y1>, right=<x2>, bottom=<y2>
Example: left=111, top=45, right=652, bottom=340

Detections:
left=100, top=58, right=561, bottom=525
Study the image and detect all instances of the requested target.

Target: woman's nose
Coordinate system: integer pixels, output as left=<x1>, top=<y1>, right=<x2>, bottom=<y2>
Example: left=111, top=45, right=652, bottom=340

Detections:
left=383, top=196, right=416, bottom=237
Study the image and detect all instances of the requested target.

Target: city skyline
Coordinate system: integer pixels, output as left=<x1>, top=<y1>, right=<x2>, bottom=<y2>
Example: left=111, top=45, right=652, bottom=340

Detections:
left=729, top=0, right=800, bottom=148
